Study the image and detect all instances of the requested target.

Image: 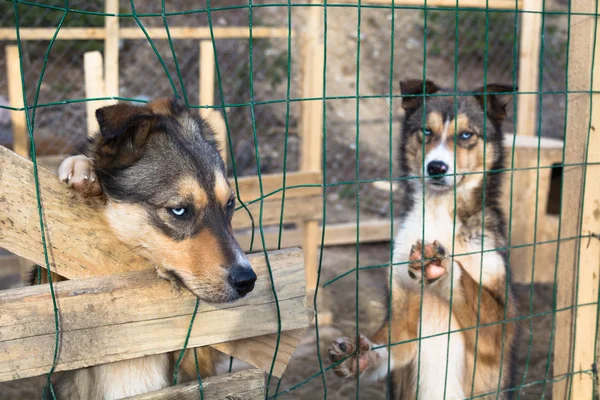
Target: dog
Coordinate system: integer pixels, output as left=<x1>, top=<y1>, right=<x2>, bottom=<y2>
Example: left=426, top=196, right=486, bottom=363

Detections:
left=31, top=97, right=257, bottom=399
left=329, top=79, right=518, bottom=399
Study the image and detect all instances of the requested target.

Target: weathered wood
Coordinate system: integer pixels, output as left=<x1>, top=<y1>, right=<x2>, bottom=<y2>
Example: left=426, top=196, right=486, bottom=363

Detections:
left=0, top=27, right=293, bottom=41
left=553, top=2, right=600, bottom=398
left=517, top=0, right=543, bottom=137
left=0, top=147, right=308, bottom=378
left=83, top=51, right=107, bottom=136
left=104, top=0, right=120, bottom=99
left=199, top=41, right=227, bottom=165
left=0, top=248, right=307, bottom=382
left=199, top=41, right=216, bottom=120
left=6, top=46, right=28, bottom=158
left=332, top=0, right=523, bottom=8
left=212, top=329, right=305, bottom=378
left=126, top=369, right=265, bottom=400
left=300, top=2, right=324, bottom=295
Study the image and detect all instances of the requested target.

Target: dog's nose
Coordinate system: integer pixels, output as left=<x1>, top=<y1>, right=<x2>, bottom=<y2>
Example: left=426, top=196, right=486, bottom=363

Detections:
left=228, top=265, right=257, bottom=296
left=427, top=161, right=448, bottom=179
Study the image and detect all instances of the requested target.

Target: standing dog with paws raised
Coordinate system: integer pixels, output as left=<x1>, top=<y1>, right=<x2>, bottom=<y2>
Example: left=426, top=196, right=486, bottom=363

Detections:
left=329, top=80, right=518, bottom=399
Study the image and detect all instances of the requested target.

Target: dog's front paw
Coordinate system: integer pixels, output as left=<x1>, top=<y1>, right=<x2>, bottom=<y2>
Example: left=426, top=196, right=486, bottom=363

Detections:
left=408, top=240, right=450, bottom=284
left=329, top=334, right=379, bottom=378
left=58, top=155, right=102, bottom=197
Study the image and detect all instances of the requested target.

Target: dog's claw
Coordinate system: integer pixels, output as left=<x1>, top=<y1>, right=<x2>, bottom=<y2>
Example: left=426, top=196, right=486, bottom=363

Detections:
left=408, top=239, right=450, bottom=284
left=58, top=155, right=102, bottom=197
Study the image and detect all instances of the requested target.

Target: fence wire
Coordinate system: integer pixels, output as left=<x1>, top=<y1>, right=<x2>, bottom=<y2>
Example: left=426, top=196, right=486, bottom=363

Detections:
left=0, top=0, right=598, bottom=399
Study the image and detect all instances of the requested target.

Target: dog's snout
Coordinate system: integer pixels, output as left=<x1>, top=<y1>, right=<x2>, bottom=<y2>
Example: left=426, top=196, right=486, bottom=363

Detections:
left=427, top=160, right=448, bottom=179
left=228, top=265, right=257, bottom=296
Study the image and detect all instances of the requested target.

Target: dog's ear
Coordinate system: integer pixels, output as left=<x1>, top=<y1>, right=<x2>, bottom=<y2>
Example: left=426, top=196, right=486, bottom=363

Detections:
left=400, top=79, right=440, bottom=116
left=94, top=103, right=158, bottom=168
left=472, top=84, right=516, bottom=126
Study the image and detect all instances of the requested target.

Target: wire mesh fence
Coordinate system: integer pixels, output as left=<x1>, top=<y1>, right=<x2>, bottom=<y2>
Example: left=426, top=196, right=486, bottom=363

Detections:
left=0, top=0, right=598, bottom=399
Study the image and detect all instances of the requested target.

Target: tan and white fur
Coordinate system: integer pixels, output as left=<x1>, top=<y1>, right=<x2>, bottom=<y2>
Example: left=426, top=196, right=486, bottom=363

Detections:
left=33, top=98, right=256, bottom=399
left=329, top=80, right=518, bottom=399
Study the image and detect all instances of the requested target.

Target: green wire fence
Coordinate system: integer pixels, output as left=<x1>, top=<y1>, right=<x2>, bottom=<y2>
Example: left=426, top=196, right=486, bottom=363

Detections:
left=0, top=0, right=599, bottom=399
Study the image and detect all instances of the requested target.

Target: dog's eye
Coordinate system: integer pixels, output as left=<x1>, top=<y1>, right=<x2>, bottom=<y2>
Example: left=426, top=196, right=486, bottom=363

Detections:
left=226, top=198, right=235, bottom=212
left=423, top=129, right=432, bottom=136
left=169, top=207, right=187, bottom=217
left=459, top=132, right=473, bottom=140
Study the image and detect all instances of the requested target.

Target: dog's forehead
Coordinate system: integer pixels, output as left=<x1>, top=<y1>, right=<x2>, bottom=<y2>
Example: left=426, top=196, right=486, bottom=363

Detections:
left=411, top=95, right=483, bottom=126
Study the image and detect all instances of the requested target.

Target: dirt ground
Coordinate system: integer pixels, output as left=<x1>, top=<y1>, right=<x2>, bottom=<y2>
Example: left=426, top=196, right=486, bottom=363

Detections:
left=1, top=243, right=556, bottom=400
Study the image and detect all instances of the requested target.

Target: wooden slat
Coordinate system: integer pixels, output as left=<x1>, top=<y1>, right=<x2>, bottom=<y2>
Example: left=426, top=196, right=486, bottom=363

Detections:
left=0, top=145, right=152, bottom=279
left=553, top=2, right=599, bottom=398
left=300, top=2, right=325, bottom=294
left=0, top=27, right=293, bottom=41
left=235, top=171, right=321, bottom=203
left=83, top=51, right=107, bottom=136
left=516, top=0, right=543, bottom=137
left=199, top=41, right=216, bottom=119
left=199, top=40, right=227, bottom=165
left=212, top=329, right=305, bottom=378
left=232, top=195, right=321, bottom=230
left=331, top=0, right=523, bottom=9
left=6, top=46, right=28, bottom=158
left=126, top=369, right=265, bottom=400
left=104, top=0, right=120, bottom=99
left=0, top=248, right=307, bottom=382
left=0, top=147, right=306, bottom=378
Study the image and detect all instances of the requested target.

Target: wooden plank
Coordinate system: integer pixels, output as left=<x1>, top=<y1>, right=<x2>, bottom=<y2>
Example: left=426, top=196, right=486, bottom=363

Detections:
left=199, top=41, right=216, bottom=119
left=0, top=147, right=306, bottom=377
left=0, top=147, right=308, bottom=378
left=516, top=0, right=543, bottom=137
left=126, top=369, right=265, bottom=400
left=232, top=172, right=322, bottom=231
left=0, top=145, right=152, bottom=279
left=552, top=2, right=599, bottom=398
left=212, top=329, right=305, bottom=378
left=232, top=195, right=321, bottom=231
left=83, top=51, right=107, bottom=136
left=300, top=2, right=324, bottom=295
left=104, top=0, right=120, bottom=99
left=6, top=46, right=28, bottom=158
left=235, top=171, right=321, bottom=204
left=331, top=0, right=523, bottom=9
left=6, top=45, right=36, bottom=283
left=0, top=249, right=307, bottom=382
left=568, top=10, right=600, bottom=398
left=199, top=40, right=228, bottom=165
left=236, top=218, right=395, bottom=253
left=0, top=27, right=293, bottom=41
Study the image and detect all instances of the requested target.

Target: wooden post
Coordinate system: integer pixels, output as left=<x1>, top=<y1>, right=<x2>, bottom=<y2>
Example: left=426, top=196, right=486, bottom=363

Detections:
left=104, top=0, right=119, bottom=99
left=6, top=46, right=28, bottom=157
left=199, top=41, right=215, bottom=119
left=516, top=0, right=543, bottom=136
left=199, top=40, right=228, bottom=165
left=300, top=1, right=324, bottom=297
left=6, top=45, right=34, bottom=283
left=552, top=3, right=600, bottom=398
left=84, top=51, right=107, bottom=137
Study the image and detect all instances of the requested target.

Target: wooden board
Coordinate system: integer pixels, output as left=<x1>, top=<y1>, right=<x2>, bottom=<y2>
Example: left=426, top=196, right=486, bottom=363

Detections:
left=212, top=329, right=305, bottom=378
left=0, top=27, right=293, bottom=41
left=104, top=0, right=120, bottom=99
left=516, top=0, right=543, bottom=137
left=0, top=147, right=307, bottom=378
left=0, top=248, right=307, bottom=382
left=6, top=46, right=28, bottom=158
left=331, top=0, right=523, bottom=8
left=83, top=51, right=107, bottom=136
left=126, top=369, right=265, bottom=400
left=552, top=2, right=600, bottom=398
